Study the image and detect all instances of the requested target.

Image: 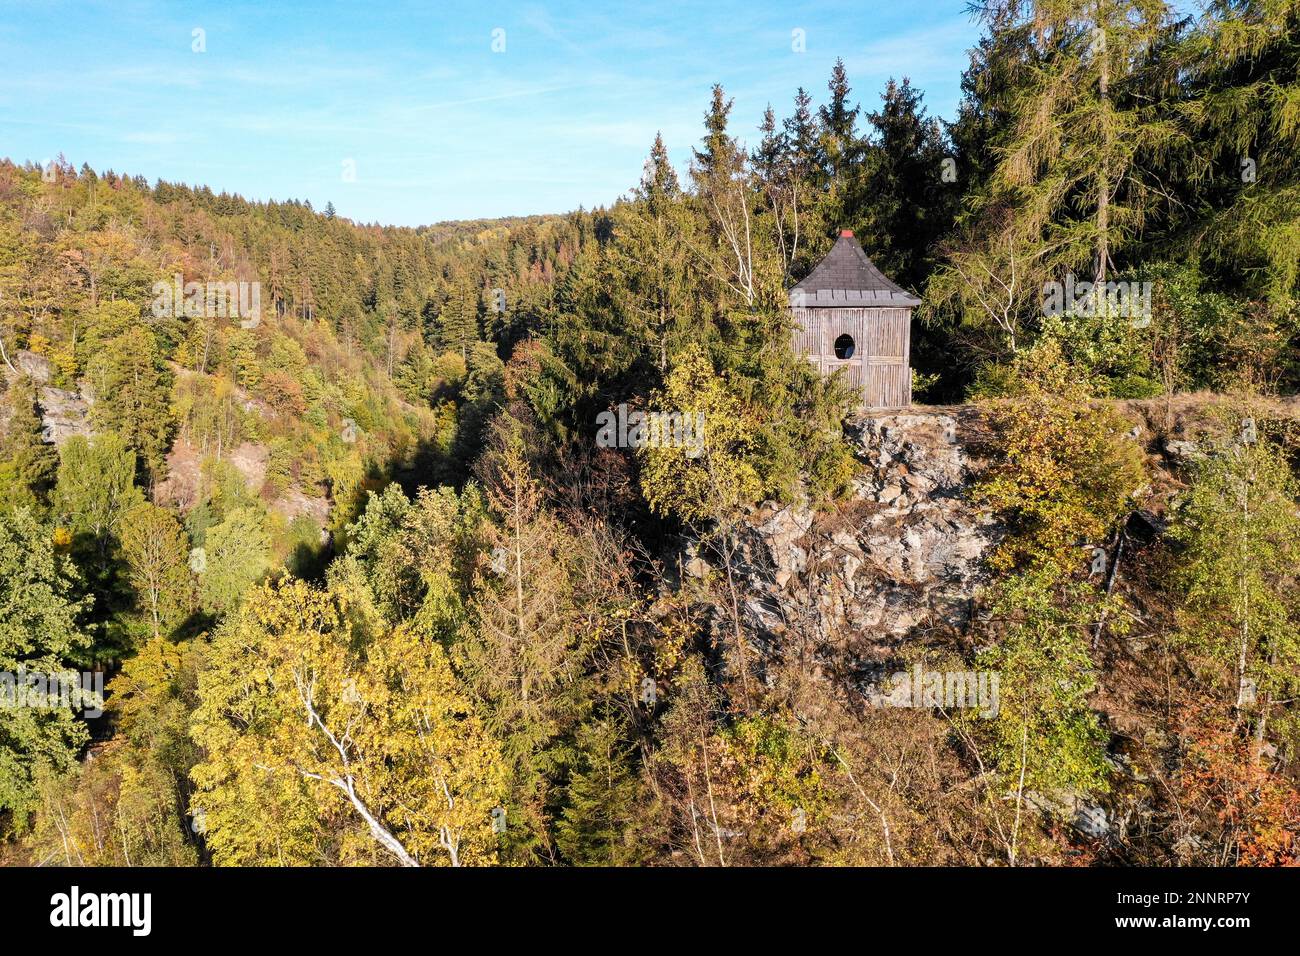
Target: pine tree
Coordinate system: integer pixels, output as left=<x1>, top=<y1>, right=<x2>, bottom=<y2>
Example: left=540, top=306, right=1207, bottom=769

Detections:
left=947, top=2, right=1036, bottom=197
left=436, top=273, right=482, bottom=360
left=753, top=106, right=806, bottom=278
left=641, top=131, right=680, bottom=205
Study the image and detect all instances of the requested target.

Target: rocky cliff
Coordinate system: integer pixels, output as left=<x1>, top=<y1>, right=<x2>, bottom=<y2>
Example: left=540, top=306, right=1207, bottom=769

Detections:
left=1, top=349, right=93, bottom=445
left=714, top=408, right=1000, bottom=654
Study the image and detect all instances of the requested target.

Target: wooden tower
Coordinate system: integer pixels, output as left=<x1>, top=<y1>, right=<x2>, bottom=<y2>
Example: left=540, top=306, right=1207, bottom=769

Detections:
left=789, top=230, right=919, bottom=408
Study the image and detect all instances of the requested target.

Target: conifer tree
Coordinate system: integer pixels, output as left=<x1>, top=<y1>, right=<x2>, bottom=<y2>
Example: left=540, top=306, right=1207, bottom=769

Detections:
left=930, top=0, right=1184, bottom=356
left=556, top=716, right=646, bottom=866
left=852, top=78, right=959, bottom=289
left=0, top=507, right=94, bottom=820
left=608, top=134, right=698, bottom=374
left=784, top=87, right=821, bottom=183
left=462, top=419, right=582, bottom=862
left=1180, top=0, right=1300, bottom=310
left=84, top=326, right=173, bottom=482
left=818, top=58, right=861, bottom=186
left=0, top=377, right=57, bottom=503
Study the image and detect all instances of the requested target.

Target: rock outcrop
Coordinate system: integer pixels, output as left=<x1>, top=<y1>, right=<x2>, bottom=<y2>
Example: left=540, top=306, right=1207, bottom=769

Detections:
left=2, top=350, right=93, bottom=445
left=727, top=408, right=999, bottom=646
left=36, top=387, right=92, bottom=444
left=13, top=349, right=52, bottom=384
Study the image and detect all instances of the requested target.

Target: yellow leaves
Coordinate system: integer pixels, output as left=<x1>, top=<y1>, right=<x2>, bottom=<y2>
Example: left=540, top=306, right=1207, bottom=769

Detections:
left=650, top=603, right=692, bottom=679
left=638, top=346, right=764, bottom=525
left=25, top=332, right=52, bottom=362
left=192, top=578, right=507, bottom=866
left=976, top=343, right=1147, bottom=575
left=108, top=635, right=188, bottom=725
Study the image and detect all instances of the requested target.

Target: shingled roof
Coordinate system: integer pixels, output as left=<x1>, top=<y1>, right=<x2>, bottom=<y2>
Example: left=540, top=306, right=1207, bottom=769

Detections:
left=789, top=230, right=921, bottom=307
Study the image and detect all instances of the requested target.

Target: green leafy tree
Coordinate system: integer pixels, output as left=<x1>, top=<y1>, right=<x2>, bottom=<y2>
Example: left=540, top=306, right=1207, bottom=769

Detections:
left=26, top=636, right=202, bottom=866
left=1171, top=430, right=1300, bottom=757
left=0, top=508, right=94, bottom=823
left=198, top=506, right=270, bottom=616
left=52, top=431, right=144, bottom=547
left=965, top=569, right=1114, bottom=863
left=638, top=347, right=764, bottom=525
left=975, top=340, right=1147, bottom=575
left=120, top=503, right=191, bottom=639
left=639, top=347, right=765, bottom=700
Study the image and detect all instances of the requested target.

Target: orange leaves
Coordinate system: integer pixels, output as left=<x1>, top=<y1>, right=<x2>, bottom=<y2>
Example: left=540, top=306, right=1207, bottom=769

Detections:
left=1178, top=706, right=1300, bottom=866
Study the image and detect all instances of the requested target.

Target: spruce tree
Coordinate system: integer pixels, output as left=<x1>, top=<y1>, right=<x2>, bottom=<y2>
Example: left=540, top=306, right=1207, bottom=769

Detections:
left=818, top=57, right=861, bottom=185
left=851, top=78, right=958, bottom=289
left=0, top=378, right=57, bottom=502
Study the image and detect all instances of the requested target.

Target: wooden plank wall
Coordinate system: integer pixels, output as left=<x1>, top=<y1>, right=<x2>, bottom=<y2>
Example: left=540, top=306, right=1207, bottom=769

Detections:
left=790, top=306, right=912, bottom=407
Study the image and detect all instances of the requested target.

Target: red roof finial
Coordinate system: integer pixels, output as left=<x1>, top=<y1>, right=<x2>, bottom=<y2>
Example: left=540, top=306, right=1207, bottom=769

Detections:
left=839, top=229, right=854, bottom=238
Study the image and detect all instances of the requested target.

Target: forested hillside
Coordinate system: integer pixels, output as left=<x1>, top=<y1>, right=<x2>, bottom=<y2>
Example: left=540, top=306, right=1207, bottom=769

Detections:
left=1, top=0, right=1299, bottom=867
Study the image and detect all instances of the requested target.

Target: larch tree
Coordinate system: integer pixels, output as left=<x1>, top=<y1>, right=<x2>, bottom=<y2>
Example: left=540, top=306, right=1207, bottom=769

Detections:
left=462, top=421, right=582, bottom=861
left=1180, top=0, right=1300, bottom=311
left=929, top=0, right=1185, bottom=356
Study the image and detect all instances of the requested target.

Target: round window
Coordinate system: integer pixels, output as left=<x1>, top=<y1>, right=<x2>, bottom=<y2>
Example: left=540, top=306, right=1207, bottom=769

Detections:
left=833, top=333, right=855, bottom=360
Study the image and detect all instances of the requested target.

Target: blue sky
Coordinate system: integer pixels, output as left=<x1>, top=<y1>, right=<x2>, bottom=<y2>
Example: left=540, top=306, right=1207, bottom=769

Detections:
left=0, top=1, right=984, bottom=226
